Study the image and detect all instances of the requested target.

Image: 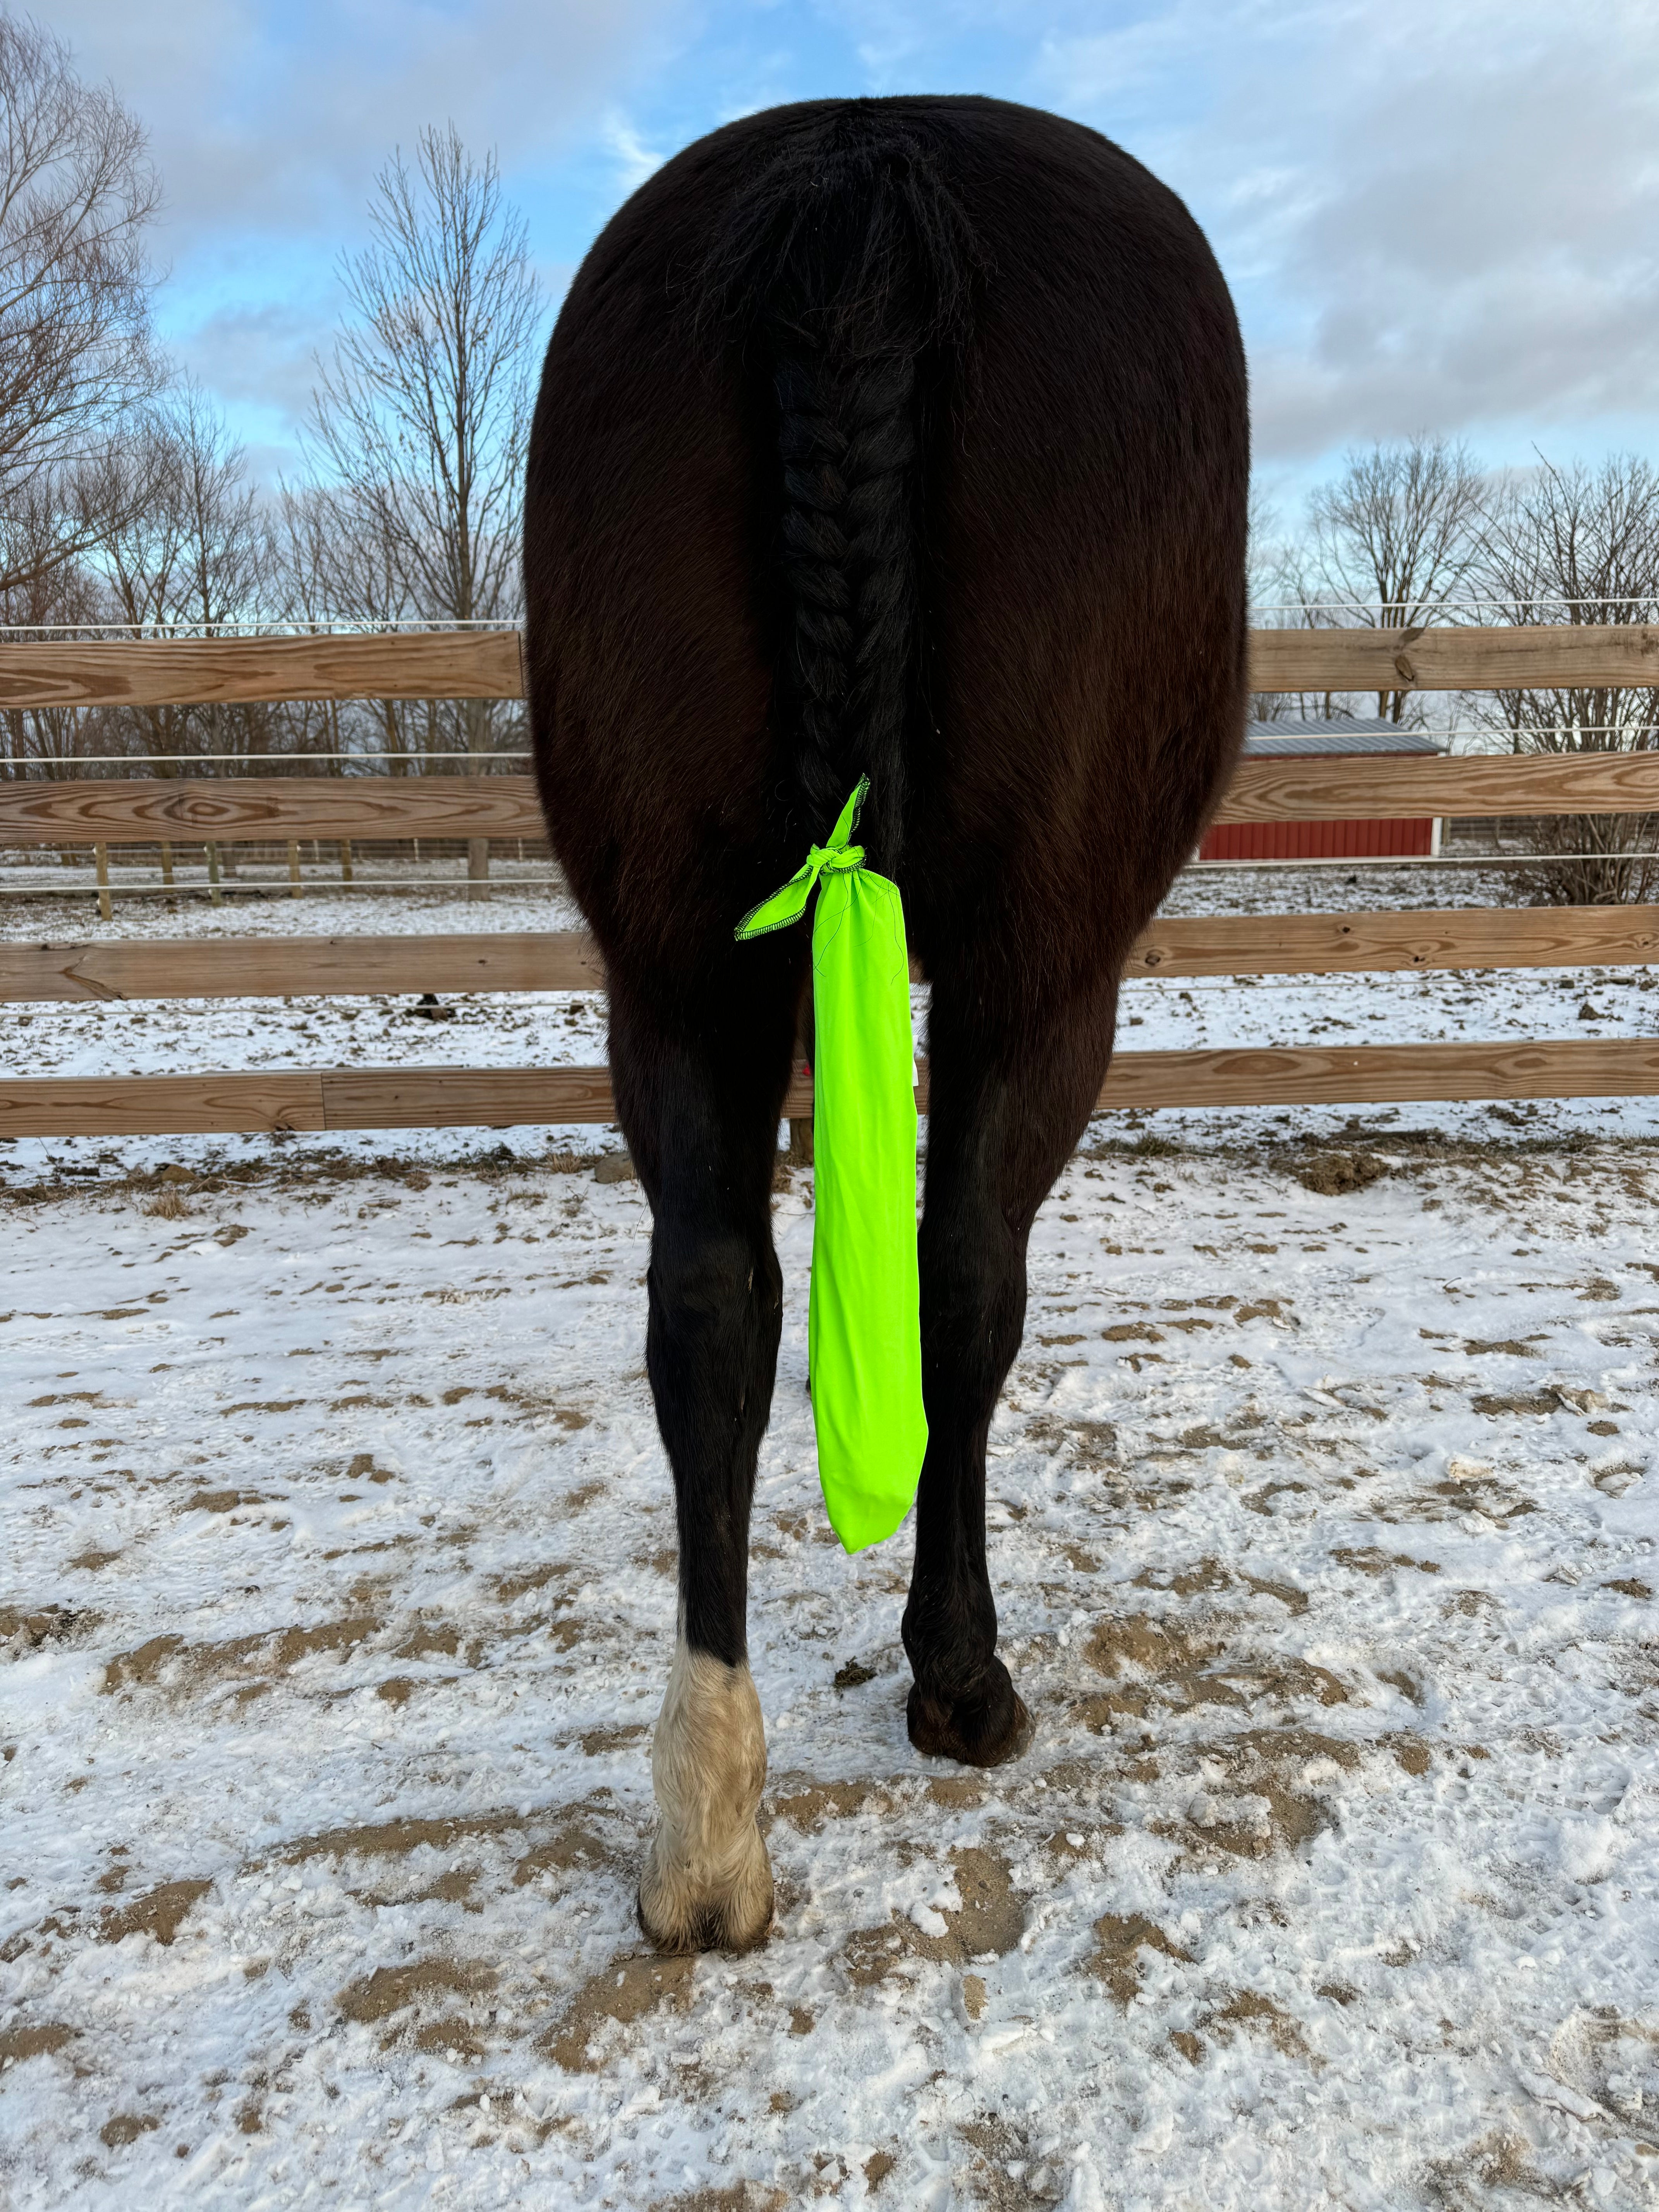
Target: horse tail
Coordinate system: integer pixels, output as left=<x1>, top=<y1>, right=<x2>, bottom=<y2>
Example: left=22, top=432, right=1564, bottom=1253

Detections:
left=700, top=112, right=980, bottom=875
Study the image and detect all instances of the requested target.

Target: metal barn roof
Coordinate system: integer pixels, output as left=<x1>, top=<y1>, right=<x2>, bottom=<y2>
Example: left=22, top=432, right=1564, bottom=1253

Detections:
left=1243, top=718, right=1446, bottom=757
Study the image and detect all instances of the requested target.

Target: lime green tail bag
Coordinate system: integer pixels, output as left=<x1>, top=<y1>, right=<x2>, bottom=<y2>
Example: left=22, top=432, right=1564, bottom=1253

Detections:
left=735, top=778, right=927, bottom=1552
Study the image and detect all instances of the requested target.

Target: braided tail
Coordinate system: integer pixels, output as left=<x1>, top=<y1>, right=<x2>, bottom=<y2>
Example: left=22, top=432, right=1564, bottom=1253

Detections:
left=700, top=115, right=979, bottom=875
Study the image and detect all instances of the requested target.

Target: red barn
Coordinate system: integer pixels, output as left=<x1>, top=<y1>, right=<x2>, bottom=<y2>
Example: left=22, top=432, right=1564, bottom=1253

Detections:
left=1200, top=718, right=1446, bottom=862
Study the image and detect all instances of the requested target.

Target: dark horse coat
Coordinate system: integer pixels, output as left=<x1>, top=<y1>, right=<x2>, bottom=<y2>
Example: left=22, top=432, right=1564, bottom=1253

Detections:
left=524, top=95, right=1248, bottom=1950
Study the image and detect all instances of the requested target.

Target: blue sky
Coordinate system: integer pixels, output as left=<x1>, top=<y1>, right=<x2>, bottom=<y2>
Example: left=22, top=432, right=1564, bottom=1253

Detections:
left=50, top=0, right=1659, bottom=525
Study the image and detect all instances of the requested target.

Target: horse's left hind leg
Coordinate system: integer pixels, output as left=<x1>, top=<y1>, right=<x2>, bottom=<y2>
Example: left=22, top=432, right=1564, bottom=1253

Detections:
left=609, top=972, right=795, bottom=1953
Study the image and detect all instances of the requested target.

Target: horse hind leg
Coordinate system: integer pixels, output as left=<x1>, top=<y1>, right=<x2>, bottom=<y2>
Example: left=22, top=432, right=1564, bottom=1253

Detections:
left=903, top=967, right=1121, bottom=1766
left=611, top=974, right=793, bottom=1953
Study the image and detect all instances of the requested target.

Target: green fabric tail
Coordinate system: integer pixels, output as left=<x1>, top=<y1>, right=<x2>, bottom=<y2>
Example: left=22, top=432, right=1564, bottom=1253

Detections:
left=736, top=779, right=927, bottom=1551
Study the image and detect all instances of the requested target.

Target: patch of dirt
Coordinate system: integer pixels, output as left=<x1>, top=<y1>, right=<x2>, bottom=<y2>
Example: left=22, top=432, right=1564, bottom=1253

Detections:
left=646, top=2183, right=788, bottom=2212
left=395, top=1621, right=461, bottom=1660
left=1389, top=1737, right=1433, bottom=1776
left=1083, top=1614, right=1344, bottom=1723
left=1331, top=1546, right=1441, bottom=1577
left=339, top=1957, right=494, bottom=2025
left=98, top=1879, right=211, bottom=1947
left=842, top=1846, right=1026, bottom=1988
left=1180, top=1728, right=1357, bottom=1858
left=512, top=1817, right=616, bottom=1887
left=0, top=2020, right=78, bottom=2064
left=577, top=1723, right=647, bottom=1758
left=278, top=1808, right=532, bottom=1866
left=102, top=1616, right=381, bottom=1694
left=1202, top=1989, right=1310, bottom=2059
left=542, top=1952, right=696, bottom=2071
left=1085, top=1912, right=1194, bottom=2004
left=1241, top=1572, right=1310, bottom=1615
left=1292, top=1151, right=1389, bottom=1197
left=100, top=2112, right=160, bottom=2147
left=2, top=1604, right=101, bottom=1655
left=1025, top=1414, right=1119, bottom=1468
left=955, top=2111, right=1066, bottom=2207
left=766, top=1777, right=897, bottom=1834
left=491, top=1563, right=567, bottom=1603
left=1134, top=1558, right=1228, bottom=1597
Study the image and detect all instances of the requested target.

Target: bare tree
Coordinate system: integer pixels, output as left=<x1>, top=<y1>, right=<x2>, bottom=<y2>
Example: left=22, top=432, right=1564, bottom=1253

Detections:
left=1471, top=453, right=1659, bottom=903
left=0, top=14, right=163, bottom=593
left=1300, top=436, right=1487, bottom=721
left=306, top=122, right=539, bottom=769
left=94, top=385, right=267, bottom=773
left=0, top=547, right=109, bottom=780
left=270, top=481, right=427, bottom=773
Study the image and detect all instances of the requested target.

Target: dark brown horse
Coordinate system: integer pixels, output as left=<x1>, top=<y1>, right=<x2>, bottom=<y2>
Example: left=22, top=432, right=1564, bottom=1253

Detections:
left=524, top=94, right=1247, bottom=1952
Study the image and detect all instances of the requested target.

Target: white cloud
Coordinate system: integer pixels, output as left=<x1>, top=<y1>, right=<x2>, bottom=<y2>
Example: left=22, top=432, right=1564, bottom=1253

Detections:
left=40, top=0, right=1659, bottom=478
left=52, top=0, right=688, bottom=252
left=1034, top=0, right=1659, bottom=460
left=602, top=112, right=666, bottom=193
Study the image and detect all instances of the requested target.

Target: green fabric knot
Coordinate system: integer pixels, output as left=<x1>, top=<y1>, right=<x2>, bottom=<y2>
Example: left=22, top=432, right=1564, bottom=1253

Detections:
left=734, top=780, right=867, bottom=940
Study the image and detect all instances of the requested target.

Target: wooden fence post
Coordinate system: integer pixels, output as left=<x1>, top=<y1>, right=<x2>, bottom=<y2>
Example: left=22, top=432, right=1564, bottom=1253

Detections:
left=205, top=841, right=222, bottom=907
left=340, top=838, right=353, bottom=885
left=287, top=841, right=301, bottom=898
left=467, top=836, right=491, bottom=902
left=160, top=840, right=174, bottom=889
left=94, top=843, right=111, bottom=922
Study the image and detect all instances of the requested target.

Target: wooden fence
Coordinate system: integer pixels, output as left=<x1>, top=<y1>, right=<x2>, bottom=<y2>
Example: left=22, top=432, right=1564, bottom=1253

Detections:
left=2, top=626, right=1657, bottom=1139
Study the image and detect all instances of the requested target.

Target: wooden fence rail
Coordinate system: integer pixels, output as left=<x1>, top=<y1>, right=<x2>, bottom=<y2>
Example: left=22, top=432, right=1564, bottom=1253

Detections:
left=5, top=1040, right=1658, bottom=1139
left=3, top=626, right=1656, bottom=1139
left=5, top=907, right=1659, bottom=1004
left=0, top=631, right=523, bottom=709
left=4, top=752, right=1658, bottom=848
left=0, top=623, right=1654, bottom=708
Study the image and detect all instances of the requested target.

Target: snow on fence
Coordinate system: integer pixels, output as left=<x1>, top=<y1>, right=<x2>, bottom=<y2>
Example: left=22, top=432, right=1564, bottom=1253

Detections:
left=1, top=627, right=1657, bottom=1137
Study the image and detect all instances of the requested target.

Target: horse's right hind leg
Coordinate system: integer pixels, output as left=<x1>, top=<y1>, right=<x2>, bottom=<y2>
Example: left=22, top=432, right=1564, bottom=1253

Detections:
left=903, top=966, right=1121, bottom=1765
left=608, top=967, right=797, bottom=1952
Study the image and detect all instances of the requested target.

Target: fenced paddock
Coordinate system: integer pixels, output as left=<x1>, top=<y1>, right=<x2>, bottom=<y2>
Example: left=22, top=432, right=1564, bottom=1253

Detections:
left=1, top=623, right=1658, bottom=1137
left=3, top=633, right=1658, bottom=2209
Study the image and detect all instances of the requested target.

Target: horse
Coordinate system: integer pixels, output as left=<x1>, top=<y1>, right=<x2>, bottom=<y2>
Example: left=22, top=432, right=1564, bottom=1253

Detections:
left=523, top=94, right=1248, bottom=1953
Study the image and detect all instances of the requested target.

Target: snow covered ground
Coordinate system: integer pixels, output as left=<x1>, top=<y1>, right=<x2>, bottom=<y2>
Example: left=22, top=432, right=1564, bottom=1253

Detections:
left=2, top=874, right=1658, bottom=2209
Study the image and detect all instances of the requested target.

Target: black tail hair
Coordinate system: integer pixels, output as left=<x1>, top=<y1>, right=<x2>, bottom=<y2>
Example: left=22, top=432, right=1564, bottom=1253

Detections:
left=699, top=110, right=979, bottom=874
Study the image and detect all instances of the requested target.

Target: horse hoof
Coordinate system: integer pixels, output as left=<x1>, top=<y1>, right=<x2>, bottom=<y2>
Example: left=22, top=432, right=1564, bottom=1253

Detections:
left=636, top=1824, right=775, bottom=1955
left=907, top=1664, right=1035, bottom=1769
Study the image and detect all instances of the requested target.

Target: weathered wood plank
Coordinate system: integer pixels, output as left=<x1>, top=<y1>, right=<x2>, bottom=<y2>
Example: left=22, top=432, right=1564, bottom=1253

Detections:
left=0, top=1071, right=326, bottom=1136
left=0, top=932, right=605, bottom=1001
left=1212, top=751, right=1659, bottom=824
left=0, top=625, right=1651, bottom=708
left=1094, top=1039, right=1659, bottom=1109
left=0, top=775, right=547, bottom=845
left=0, top=631, right=523, bottom=708
left=1125, top=906, right=1659, bottom=977
left=7, top=750, right=1656, bottom=847
left=6, top=907, right=1654, bottom=1005
left=5, top=1040, right=1657, bottom=1136
left=1247, top=624, right=1659, bottom=694
left=319, top=1066, right=620, bottom=1128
